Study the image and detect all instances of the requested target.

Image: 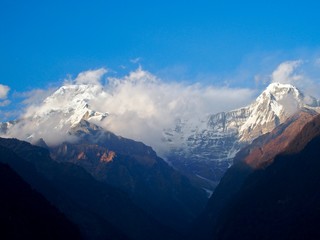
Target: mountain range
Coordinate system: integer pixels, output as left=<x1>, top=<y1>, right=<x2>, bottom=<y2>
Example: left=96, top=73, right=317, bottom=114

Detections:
left=1, top=80, right=320, bottom=239
left=1, top=82, right=319, bottom=190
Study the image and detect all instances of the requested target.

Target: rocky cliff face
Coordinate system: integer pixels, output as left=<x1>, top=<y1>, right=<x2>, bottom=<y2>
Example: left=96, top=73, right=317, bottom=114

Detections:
left=237, top=108, right=319, bottom=169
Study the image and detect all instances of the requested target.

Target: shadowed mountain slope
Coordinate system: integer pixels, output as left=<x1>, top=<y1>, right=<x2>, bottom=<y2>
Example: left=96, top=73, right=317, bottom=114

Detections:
left=0, top=161, right=82, bottom=240
left=213, top=132, right=320, bottom=239
left=50, top=120, right=207, bottom=233
left=193, top=111, right=320, bottom=239
left=0, top=137, right=179, bottom=240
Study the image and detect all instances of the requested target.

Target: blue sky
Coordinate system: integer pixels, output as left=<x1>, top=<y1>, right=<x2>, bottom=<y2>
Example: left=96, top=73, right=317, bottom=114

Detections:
left=1, top=0, right=320, bottom=118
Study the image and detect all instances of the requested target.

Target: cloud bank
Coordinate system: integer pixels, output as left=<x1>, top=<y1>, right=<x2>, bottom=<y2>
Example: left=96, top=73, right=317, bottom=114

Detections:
left=89, top=68, right=256, bottom=153
left=2, top=67, right=256, bottom=153
left=3, top=59, right=320, bottom=154
left=74, top=68, right=108, bottom=85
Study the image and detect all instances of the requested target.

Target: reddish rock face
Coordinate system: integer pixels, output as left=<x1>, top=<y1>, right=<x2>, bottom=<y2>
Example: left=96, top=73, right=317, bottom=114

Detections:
left=100, top=150, right=116, bottom=163
left=239, top=109, right=320, bottom=169
left=52, top=143, right=116, bottom=164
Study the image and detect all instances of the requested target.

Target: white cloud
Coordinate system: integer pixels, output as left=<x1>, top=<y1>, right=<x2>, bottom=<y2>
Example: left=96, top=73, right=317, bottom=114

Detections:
left=270, top=59, right=320, bottom=99
left=0, top=84, right=10, bottom=99
left=3, top=117, right=78, bottom=146
left=94, top=68, right=255, bottom=120
left=271, top=60, right=303, bottom=84
left=5, top=56, right=320, bottom=153
left=88, top=68, right=256, bottom=154
left=3, top=68, right=256, bottom=153
left=5, top=60, right=320, bottom=153
left=20, top=88, right=56, bottom=105
left=74, top=68, right=107, bottom=85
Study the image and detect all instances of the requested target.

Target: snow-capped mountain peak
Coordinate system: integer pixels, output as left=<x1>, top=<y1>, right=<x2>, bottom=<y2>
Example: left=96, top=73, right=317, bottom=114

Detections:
left=0, top=82, right=109, bottom=145
left=164, top=82, right=320, bottom=184
left=254, top=82, right=303, bottom=110
left=30, top=83, right=108, bottom=128
left=239, top=82, right=318, bottom=142
left=264, top=82, right=300, bottom=97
